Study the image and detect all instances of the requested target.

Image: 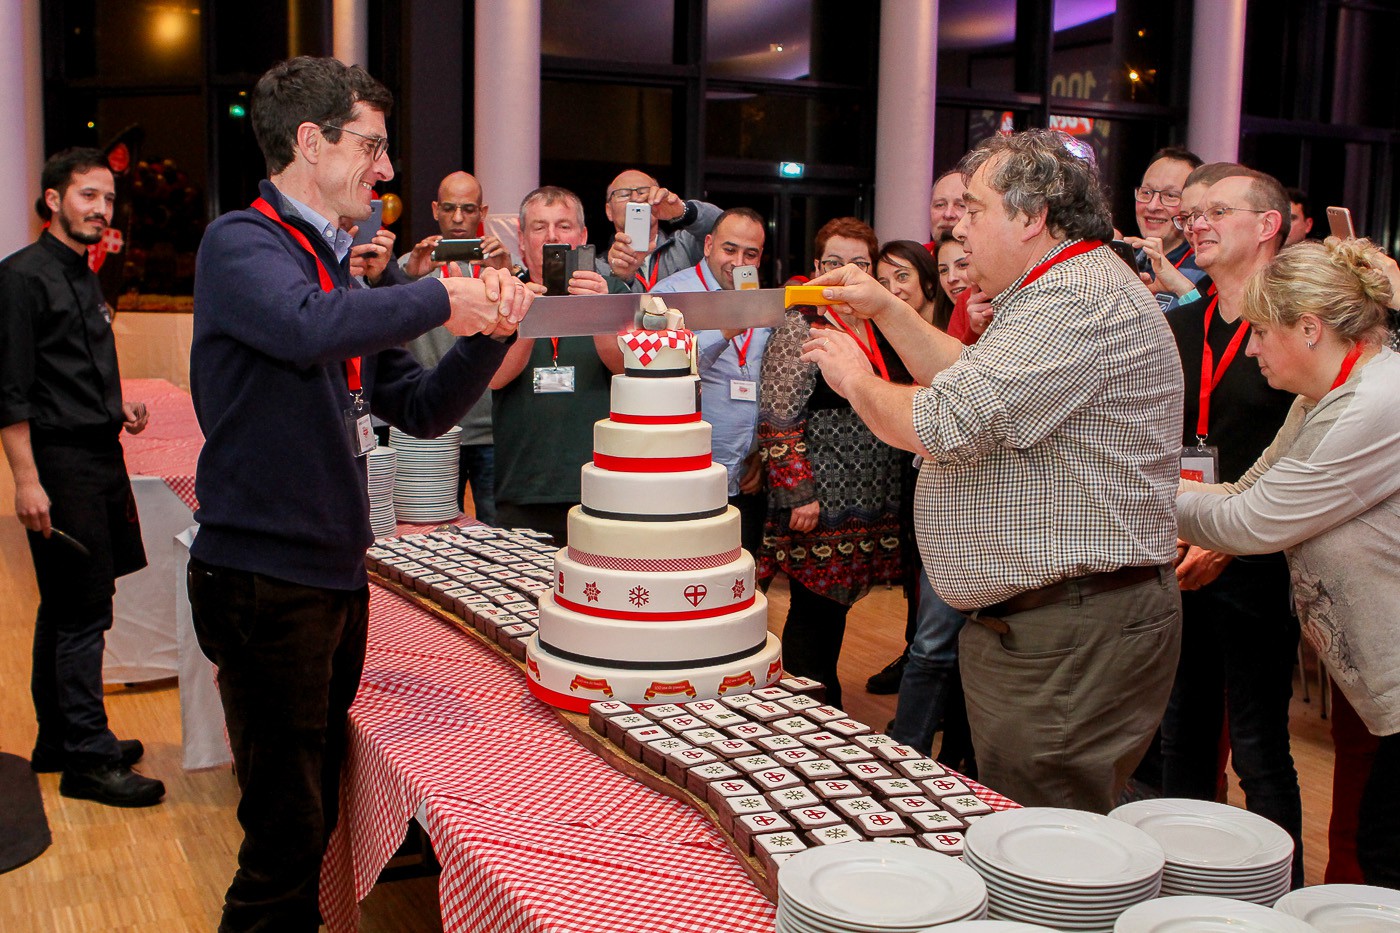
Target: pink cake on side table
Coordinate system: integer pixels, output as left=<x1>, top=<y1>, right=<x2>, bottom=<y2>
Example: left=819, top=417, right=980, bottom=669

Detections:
left=526, top=301, right=782, bottom=712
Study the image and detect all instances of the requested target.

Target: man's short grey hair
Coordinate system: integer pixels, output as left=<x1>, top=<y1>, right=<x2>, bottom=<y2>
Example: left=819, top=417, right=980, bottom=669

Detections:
left=518, top=185, right=585, bottom=230
left=958, top=130, right=1113, bottom=242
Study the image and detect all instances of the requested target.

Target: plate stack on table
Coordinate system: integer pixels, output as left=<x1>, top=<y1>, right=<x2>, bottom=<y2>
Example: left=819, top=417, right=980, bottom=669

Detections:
left=368, top=445, right=398, bottom=537
left=1108, top=798, right=1294, bottom=905
left=1273, top=883, right=1400, bottom=930
left=1114, top=895, right=1322, bottom=931
left=776, top=842, right=988, bottom=932
left=964, top=807, right=1165, bottom=931
left=922, top=923, right=1059, bottom=931
left=388, top=426, right=461, bottom=522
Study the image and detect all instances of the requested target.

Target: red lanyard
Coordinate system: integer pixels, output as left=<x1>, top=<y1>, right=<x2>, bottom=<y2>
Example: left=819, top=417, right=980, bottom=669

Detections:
left=824, top=309, right=890, bottom=381
left=251, top=197, right=361, bottom=393
left=689, top=262, right=754, bottom=366
left=1330, top=342, right=1365, bottom=391
left=441, top=261, right=481, bottom=279
left=1197, top=295, right=1250, bottom=439
left=549, top=337, right=560, bottom=365
left=1017, top=239, right=1103, bottom=290
left=1172, top=246, right=1195, bottom=270
left=635, top=258, right=660, bottom=292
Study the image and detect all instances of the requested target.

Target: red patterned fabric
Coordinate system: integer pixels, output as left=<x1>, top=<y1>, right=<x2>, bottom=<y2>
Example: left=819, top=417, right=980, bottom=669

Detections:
left=318, top=584, right=1015, bottom=931
left=620, top=329, right=693, bottom=367
left=119, top=378, right=204, bottom=510
left=567, top=546, right=743, bottom=573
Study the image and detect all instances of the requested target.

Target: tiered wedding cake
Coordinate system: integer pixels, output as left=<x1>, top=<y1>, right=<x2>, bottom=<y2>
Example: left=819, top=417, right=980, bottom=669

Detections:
left=525, top=302, right=783, bottom=712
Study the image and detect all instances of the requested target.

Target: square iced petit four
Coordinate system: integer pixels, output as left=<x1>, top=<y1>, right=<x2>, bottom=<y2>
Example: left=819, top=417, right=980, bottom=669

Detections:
left=807, top=825, right=861, bottom=846
left=750, top=687, right=792, bottom=701
left=825, top=719, right=871, bottom=738
left=832, top=796, right=886, bottom=819
left=771, top=716, right=818, bottom=737
left=754, top=735, right=803, bottom=753
left=720, top=694, right=762, bottom=710
left=777, top=695, right=820, bottom=711
left=803, top=705, right=847, bottom=724
left=797, top=731, right=846, bottom=751
left=731, top=754, right=779, bottom=774
left=920, top=776, right=971, bottom=798
left=909, top=809, right=966, bottom=832
left=870, top=778, right=920, bottom=798
left=857, top=812, right=913, bottom=837
left=794, top=760, right=846, bottom=780
left=725, top=722, right=773, bottom=740
left=705, top=778, right=760, bottom=811
left=642, top=704, right=688, bottom=721
left=887, top=795, right=939, bottom=816
left=825, top=745, right=875, bottom=763
left=811, top=779, right=865, bottom=801
left=844, top=761, right=895, bottom=782
left=895, top=758, right=948, bottom=779
left=744, top=702, right=791, bottom=722
left=684, top=761, right=739, bottom=796
left=709, top=739, right=759, bottom=759
left=788, top=805, right=843, bottom=831
left=766, top=786, right=821, bottom=811
left=942, top=795, right=993, bottom=816
left=919, top=831, right=965, bottom=855
left=874, top=744, right=925, bottom=763
left=680, top=727, right=726, bottom=746
left=735, top=812, right=793, bottom=855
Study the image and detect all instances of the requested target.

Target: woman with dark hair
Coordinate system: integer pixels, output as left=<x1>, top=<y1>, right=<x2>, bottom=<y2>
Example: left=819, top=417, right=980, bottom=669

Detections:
left=876, top=240, right=942, bottom=328
left=757, top=217, right=906, bottom=708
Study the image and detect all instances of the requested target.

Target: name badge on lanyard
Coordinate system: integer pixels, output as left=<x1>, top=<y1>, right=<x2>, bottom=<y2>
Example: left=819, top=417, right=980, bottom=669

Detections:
left=1180, top=444, right=1219, bottom=484
left=729, top=326, right=756, bottom=401
left=534, top=337, right=576, bottom=393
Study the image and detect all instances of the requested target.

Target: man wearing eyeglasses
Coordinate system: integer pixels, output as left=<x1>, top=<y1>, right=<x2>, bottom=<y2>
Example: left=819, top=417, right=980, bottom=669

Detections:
left=1124, top=147, right=1208, bottom=312
left=1157, top=167, right=1304, bottom=884
left=599, top=169, right=721, bottom=292
left=401, top=171, right=512, bottom=275
left=189, top=57, right=534, bottom=932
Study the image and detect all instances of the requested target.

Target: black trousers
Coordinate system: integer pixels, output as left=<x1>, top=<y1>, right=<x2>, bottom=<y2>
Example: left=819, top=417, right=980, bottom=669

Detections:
left=27, top=434, right=145, bottom=764
left=188, top=557, right=369, bottom=933
left=1357, top=731, right=1400, bottom=889
left=781, top=578, right=851, bottom=709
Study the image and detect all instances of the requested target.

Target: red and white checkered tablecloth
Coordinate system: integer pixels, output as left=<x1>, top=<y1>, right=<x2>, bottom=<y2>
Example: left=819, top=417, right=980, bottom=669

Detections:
left=319, top=584, right=1017, bottom=933
left=120, top=377, right=202, bottom=510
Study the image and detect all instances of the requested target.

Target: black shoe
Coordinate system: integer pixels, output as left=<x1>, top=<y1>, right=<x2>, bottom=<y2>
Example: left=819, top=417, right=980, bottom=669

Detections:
left=31, top=738, right=145, bottom=774
left=865, top=652, right=908, bottom=694
left=59, top=763, right=165, bottom=808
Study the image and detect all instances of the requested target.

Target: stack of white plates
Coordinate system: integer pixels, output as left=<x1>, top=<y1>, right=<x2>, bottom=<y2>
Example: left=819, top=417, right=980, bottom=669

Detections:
left=964, top=807, right=1165, bottom=932
left=1274, top=884, right=1400, bottom=930
left=368, top=445, right=398, bottom=537
left=777, top=842, right=988, bottom=932
left=1109, top=798, right=1294, bottom=905
left=918, top=923, right=1059, bottom=931
left=1115, top=895, right=1321, bottom=931
left=389, top=426, right=461, bottom=522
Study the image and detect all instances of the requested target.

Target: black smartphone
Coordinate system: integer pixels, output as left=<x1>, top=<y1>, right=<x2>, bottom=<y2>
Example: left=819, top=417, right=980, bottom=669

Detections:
left=432, top=238, right=484, bottom=262
left=566, top=244, right=596, bottom=277
left=1109, top=240, right=1141, bottom=273
left=542, top=243, right=570, bottom=296
left=351, top=199, right=384, bottom=247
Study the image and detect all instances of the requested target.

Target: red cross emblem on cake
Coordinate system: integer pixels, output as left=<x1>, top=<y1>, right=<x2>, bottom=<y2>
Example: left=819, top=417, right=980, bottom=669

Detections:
left=620, top=329, right=694, bottom=366
left=683, top=585, right=707, bottom=606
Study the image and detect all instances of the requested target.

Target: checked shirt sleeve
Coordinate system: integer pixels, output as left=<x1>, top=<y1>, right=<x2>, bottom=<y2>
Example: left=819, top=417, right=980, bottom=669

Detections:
left=758, top=308, right=819, bottom=508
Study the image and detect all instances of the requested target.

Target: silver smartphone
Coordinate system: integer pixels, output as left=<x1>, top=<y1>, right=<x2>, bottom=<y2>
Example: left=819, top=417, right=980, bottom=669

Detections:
left=734, top=265, right=759, bottom=290
left=624, top=201, right=651, bottom=251
left=1326, top=206, right=1356, bottom=240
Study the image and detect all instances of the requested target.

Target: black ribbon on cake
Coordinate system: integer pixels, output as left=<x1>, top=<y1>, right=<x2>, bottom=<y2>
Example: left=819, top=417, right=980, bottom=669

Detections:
left=538, top=639, right=769, bottom=670
left=580, top=504, right=728, bottom=522
left=623, top=366, right=694, bottom=379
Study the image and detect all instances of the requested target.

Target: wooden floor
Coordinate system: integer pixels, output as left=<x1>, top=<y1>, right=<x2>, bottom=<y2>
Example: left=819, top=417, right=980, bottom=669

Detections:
left=0, top=461, right=1339, bottom=931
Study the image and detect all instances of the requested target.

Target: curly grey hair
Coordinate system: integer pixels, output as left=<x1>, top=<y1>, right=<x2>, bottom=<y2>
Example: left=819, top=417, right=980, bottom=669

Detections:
left=958, top=130, right=1113, bottom=242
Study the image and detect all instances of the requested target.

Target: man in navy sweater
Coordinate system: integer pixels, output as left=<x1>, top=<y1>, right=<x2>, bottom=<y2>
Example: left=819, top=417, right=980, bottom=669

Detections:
left=189, top=57, right=533, bottom=932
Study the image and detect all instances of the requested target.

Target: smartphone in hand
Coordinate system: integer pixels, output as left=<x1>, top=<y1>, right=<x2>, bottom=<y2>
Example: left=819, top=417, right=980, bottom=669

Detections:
left=624, top=202, right=651, bottom=252
left=542, top=243, right=570, bottom=296
left=433, top=238, right=484, bottom=262
left=1326, top=206, right=1356, bottom=240
left=351, top=199, right=384, bottom=247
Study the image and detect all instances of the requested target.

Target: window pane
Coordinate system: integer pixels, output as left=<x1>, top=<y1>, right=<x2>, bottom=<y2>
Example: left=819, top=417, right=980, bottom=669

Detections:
left=212, top=0, right=289, bottom=76
left=707, top=0, right=874, bottom=83
left=64, top=0, right=204, bottom=85
left=1051, top=0, right=1183, bottom=106
left=542, top=0, right=676, bottom=64
left=936, top=0, right=1018, bottom=93
left=706, top=90, right=866, bottom=164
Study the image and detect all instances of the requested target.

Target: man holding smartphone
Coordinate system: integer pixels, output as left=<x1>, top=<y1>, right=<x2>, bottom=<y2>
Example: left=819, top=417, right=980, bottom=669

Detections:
left=1123, top=147, right=1208, bottom=312
left=599, top=169, right=721, bottom=292
left=0, top=147, right=164, bottom=807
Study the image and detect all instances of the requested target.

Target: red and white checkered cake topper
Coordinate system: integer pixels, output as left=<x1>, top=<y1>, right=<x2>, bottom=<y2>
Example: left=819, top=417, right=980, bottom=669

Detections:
left=620, top=329, right=693, bottom=367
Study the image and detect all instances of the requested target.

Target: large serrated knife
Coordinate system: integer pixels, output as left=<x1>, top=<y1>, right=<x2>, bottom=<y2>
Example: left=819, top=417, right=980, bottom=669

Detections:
left=518, top=286, right=827, bottom=338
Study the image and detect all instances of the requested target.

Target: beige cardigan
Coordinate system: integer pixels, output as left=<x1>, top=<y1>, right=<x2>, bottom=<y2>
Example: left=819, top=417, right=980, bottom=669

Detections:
left=1177, top=348, right=1400, bottom=736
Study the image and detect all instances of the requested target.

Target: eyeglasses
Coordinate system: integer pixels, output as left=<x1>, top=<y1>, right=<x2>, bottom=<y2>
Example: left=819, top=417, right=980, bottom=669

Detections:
left=1134, top=186, right=1182, bottom=208
left=608, top=186, right=652, bottom=202
left=437, top=202, right=480, bottom=217
left=819, top=258, right=871, bottom=273
left=1173, top=206, right=1270, bottom=230
left=319, top=123, right=389, bottom=161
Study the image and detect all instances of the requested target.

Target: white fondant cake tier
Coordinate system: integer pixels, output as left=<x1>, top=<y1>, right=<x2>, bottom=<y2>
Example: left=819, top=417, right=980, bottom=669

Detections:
left=535, top=590, right=768, bottom=665
left=580, top=462, right=729, bottom=518
left=594, top=420, right=710, bottom=465
left=525, top=631, right=784, bottom=712
left=610, top=374, right=700, bottom=422
left=567, top=505, right=741, bottom=560
left=554, top=547, right=755, bottom=615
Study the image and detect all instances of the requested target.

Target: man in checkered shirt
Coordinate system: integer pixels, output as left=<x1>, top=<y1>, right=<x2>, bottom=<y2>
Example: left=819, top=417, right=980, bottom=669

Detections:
left=801, top=129, right=1184, bottom=813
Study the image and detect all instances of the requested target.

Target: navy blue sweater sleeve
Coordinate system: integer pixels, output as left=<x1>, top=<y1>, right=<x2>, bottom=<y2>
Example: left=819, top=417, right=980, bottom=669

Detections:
left=369, top=335, right=511, bottom=438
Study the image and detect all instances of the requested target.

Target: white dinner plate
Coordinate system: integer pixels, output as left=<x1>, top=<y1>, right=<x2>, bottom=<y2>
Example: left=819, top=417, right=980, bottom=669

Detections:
left=1114, top=895, right=1323, bottom=932
left=924, top=923, right=1059, bottom=932
left=1274, top=884, right=1400, bottom=931
left=966, top=808, right=1165, bottom=889
left=779, top=842, right=989, bottom=929
left=1109, top=798, right=1294, bottom=872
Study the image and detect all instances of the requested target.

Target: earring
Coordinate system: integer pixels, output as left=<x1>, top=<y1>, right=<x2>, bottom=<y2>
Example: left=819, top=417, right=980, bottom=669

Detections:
left=1306, top=340, right=1317, bottom=350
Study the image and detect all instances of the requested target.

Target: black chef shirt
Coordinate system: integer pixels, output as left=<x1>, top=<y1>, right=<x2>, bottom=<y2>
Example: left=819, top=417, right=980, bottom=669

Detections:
left=0, top=230, right=124, bottom=436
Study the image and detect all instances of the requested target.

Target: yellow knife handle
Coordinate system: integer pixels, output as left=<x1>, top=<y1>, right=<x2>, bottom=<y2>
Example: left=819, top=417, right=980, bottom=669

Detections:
left=784, top=285, right=829, bottom=307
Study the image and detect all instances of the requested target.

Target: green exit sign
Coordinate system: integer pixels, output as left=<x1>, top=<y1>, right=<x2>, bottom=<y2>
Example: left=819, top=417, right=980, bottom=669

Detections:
left=778, top=161, right=805, bottom=179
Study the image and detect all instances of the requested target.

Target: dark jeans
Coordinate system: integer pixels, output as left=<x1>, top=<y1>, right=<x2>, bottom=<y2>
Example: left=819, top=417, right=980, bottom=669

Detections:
left=459, top=444, right=496, bottom=526
left=890, top=573, right=966, bottom=754
left=781, top=578, right=851, bottom=709
left=730, top=490, right=766, bottom=559
left=1357, top=731, right=1400, bottom=889
left=1160, top=556, right=1304, bottom=886
left=27, top=433, right=145, bottom=765
left=188, top=557, right=369, bottom=933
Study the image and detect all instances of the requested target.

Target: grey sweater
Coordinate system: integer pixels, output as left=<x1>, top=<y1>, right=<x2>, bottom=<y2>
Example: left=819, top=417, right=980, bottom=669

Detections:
left=1177, top=348, right=1400, bottom=736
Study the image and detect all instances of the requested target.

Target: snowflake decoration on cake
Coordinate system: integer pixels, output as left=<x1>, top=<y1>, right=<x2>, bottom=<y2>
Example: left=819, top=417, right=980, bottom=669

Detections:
left=628, top=585, right=650, bottom=607
left=731, top=578, right=746, bottom=599
left=583, top=581, right=601, bottom=603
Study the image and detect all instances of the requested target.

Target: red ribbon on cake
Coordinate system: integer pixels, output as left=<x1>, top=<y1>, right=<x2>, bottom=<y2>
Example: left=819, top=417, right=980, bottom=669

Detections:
left=621, top=329, right=694, bottom=366
left=555, top=592, right=756, bottom=621
left=593, top=452, right=712, bottom=472
left=609, top=411, right=702, bottom=424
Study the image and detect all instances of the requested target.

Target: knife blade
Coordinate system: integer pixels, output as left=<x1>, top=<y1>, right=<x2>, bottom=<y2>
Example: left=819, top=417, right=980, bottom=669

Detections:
left=518, top=286, right=796, bottom=339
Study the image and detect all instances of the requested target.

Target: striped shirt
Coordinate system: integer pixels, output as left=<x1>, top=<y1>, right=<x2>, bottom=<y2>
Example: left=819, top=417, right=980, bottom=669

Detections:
left=911, top=239, right=1184, bottom=610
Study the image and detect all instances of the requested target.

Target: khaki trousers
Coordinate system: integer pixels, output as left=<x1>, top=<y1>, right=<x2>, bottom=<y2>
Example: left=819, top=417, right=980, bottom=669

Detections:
left=959, top=568, right=1181, bottom=813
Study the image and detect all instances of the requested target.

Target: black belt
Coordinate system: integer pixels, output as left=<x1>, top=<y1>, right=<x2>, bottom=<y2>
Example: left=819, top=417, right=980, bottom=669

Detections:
left=971, top=564, right=1168, bottom=634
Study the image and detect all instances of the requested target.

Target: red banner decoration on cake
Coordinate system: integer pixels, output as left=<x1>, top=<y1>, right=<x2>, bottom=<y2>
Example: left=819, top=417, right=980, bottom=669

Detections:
left=609, top=411, right=702, bottom=425
left=568, top=674, right=615, bottom=697
left=717, top=672, right=756, bottom=694
left=766, top=659, right=784, bottom=682
left=643, top=679, right=698, bottom=700
left=621, top=329, right=693, bottom=366
left=566, top=547, right=743, bottom=573
left=554, top=593, right=755, bottom=621
left=526, top=657, right=541, bottom=681
left=592, top=452, right=712, bottom=472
